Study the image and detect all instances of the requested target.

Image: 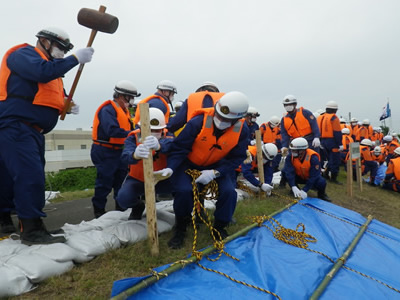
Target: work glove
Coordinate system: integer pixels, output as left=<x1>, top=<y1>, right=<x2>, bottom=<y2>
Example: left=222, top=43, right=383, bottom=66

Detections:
left=312, top=137, right=320, bottom=148
left=70, top=103, right=79, bottom=115
left=291, top=186, right=302, bottom=198
left=195, top=169, right=216, bottom=185
left=250, top=139, right=256, bottom=146
left=73, top=47, right=94, bottom=64
left=338, top=145, right=344, bottom=152
left=299, top=190, right=308, bottom=199
left=143, top=135, right=160, bottom=150
left=281, top=147, right=288, bottom=157
left=243, top=150, right=253, bottom=164
left=133, top=144, right=149, bottom=160
left=260, top=183, right=273, bottom=193
left=153, top=168, right=173, bottom=182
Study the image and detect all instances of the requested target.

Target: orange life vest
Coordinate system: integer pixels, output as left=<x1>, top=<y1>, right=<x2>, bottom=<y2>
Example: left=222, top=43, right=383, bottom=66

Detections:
left=351, top=125, right=360, bottom=141
left=186, top=91, right=224, bottom=121
left=133, top=94, right=170, bottom=125
left=282, top=107, right=313, bottom=138
left=387, top=141, right=400, bottom=154
left=291, top=148, right=320, bottom=180
left=319, top=113, right=340, bottom=138
left=358, top=126, right=370, bottom=140
left=236, top=145, right=258, bottom=172
left=92, top=100, right=132, bottom=145
left=261, top=123, right=281, bottom=144
left=187, top=108, right=244, bottom=166
left=0, top=43, right=65, bottom=112
left=391, top=157, right=400, bottom=181
left=360, top=145, right=374, bottom=163
left=342, top=135, right=354, bottom=151
left=127, top=130, right=167, bottom=182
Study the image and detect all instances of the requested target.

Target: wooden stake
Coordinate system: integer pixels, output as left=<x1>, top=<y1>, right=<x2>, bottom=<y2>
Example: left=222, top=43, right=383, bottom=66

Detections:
left=355, top=157, right=363, bottom=192
left=139, top=103, right=159, bottom=256
left=255, top=130, right=264, bottom=199
left=346, top=159, right=353, bottom=198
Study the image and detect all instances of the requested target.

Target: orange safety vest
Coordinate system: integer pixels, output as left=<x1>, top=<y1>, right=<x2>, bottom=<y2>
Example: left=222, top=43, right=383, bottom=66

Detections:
left=186, top=91, right=224, bottom=121
left=282, top=107, right=313, bottom=138
left=319, top=113, right=340, bottom=138
left=0, top=43, right=65, bottom=112
left=342, top=135, right=354, bottom=151
left=261, top=123, right=281, bottom=144
left=387, top=141, right=400, bottom=154
left=391, top=157, right=400, bottom=181
left=92, top=100, right=132, bottom=145
left=360, top=145, right=374, bottom=163
left=187, top=108, right=244, bottom=166
left=236, top=145, right=258, bottom=172
left=351, top=125, right=360, bottom=141
left=133, top=94, right=170, bottom=125
left=292, top=148, right=320, bottom=180
left=372, top=152, right=386, bottom=164
left=358, top=126, right=370, bottom=140
left=127, top=129, right=167, bottom=182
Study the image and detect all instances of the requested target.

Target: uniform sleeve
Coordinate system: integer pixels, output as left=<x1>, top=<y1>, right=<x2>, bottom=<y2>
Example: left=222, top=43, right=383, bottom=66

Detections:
left=280, top=117, right=290, bottom=148
left=121, top=134, right=140, bottom=165
left=241, top=162, right=260, bottom=187
left=283, top=154, right=296, bottom=187
left=303, top=109, right=320, bottom=138
left=166, top=99, right=188, bottom=133
left=303, top=154, right=321, bottom=192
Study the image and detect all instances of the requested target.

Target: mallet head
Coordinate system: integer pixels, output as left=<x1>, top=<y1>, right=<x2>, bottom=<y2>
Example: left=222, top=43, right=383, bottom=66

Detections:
left=77, top=8, right=119, bottom=33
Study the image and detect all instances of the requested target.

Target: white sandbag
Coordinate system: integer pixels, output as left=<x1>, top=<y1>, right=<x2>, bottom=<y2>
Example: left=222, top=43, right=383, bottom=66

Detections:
left=0, top=238, right=29, bottom=256
left=66, top=230, right=121, bottom=258
left=155, top=200, right=174, bottom=213
left=104, top=220, right=148, bottom=245
left=5, top=253, right=74, bottom=283
left=0, top=264, right=33, bottom=297
left=156, top=210, right=175, bottom=227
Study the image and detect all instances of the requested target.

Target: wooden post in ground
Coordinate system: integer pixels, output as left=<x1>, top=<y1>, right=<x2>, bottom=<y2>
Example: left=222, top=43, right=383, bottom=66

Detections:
left=346, top=159, right=353, bottom=197
left=255, top=130, right=264, bottom=199
left=139, top=103, right=159, bottom=256
left=355, top=157, right=363, bottom=192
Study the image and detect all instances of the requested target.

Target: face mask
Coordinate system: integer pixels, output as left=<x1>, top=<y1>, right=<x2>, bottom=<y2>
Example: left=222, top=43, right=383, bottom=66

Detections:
left=292, top=151, right=299, bottom=157
left=251, top=117, right=257, bottom=123
left=169, top=94, right=174, bottom=102
left=213, top=116, right=231, bottom=130
left=151, top=131, right=162, bottom=140
left=50, top=46, right=65, bottom=59
left=285, top=105, right=294, bottom=112
left=262, top=158, right=268, bottom=164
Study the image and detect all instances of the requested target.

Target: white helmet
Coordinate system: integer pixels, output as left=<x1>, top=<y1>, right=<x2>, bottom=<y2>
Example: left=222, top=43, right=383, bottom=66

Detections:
left=326, top=101, right=338, bottom=109
left=174, top=101, right=183, bottom=110
left=350, top=117, right=358, bottom=123
left=360, top=139, right=373, bottom=147
left=246, top=106, right=260, bottom=117
left=138, top=107, right=166, bottom=130
left=362, top=119, right=370, bottom=126
left=114, top=80, right=141, bottom=98
left=313, top=111, right=320, bottom=118
left=262, top=143, right=278, bottom=160
left=394, top=147, right=400, bottom=156
left=391, top=132, right=398, bottom=137
left=341, top=128, right=350, bottom=135
left=214, top=91, right=249, bottom=119
left=339, top=118, right=346, bottom=123
left=383, top=135, right=393, bottom=142
left=289, top=137, right=308, bottom=150
left=269, top=115, right=280, bottom=128
left=373, top=146, right=382, bottom=155
left=157, top=80, right=177, bottom=94
left=373, top=127, right=379, bottom=132
left=196, top=81, right=219, bottom=93
left=316, top=108, right=325, bottom=115
left=36, top=26, right=74, bottom=52
left=282, top=95, right=297, bottom=105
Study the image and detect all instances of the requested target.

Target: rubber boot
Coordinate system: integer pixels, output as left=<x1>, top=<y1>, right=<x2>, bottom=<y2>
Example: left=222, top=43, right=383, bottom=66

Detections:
left=0, top=211, right=16, bottom=234
left=93, top=205, right=106, bottom=219
left=168, top=216, right=190, bottom=249
left=317, top=190, right=332, bottom=202
left=213, top=219, right=229, bottom=240
left=128, top=202, right=145, bottom=220
left=19, top=218, right=66, bottom=246
left=330, top=173, right=343, bottom=185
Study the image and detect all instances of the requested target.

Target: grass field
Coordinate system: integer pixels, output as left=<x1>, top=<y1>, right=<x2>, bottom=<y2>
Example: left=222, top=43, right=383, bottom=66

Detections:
left=12, top=170, right=400, bottom=299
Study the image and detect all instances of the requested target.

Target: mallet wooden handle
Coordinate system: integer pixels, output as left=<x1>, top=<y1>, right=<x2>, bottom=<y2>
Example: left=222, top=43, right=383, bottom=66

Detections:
left=60, top=5, right=106, bottom=121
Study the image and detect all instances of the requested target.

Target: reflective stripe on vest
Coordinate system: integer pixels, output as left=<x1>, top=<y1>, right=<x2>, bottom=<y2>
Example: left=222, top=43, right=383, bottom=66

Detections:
left=283, top=107, right=313, bottom=138
left=0, top=44, right=65, bottom=112
left=92, top=100, right=132, bottom=145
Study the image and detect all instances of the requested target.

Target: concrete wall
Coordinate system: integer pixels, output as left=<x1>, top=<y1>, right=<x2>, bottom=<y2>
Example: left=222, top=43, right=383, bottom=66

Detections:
left=45, top=149, right=93, bottom=173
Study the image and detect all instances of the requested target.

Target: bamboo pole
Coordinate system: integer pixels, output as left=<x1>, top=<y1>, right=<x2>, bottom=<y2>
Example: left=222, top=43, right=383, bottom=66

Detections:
left=310, top=215, right=373, bottom=300
left=139, top=103, right=159, bottom=256
left=111, top=201, right=297, bottom=300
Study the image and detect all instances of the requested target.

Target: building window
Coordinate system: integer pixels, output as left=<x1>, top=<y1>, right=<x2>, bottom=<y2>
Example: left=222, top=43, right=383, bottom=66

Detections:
left=81, top=145, right=87, bottom=149
left=57, top=145, right=64, bottom=150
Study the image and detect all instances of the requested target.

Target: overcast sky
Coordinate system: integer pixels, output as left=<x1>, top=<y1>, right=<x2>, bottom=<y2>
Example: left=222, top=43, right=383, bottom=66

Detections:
left=2, top=0, right=399, bottom=132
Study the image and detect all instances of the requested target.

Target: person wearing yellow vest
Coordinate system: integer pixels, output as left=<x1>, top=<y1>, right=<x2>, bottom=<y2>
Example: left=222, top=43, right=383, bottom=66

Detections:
left=281, top=137, right=331, bottom=201
left=0, top=27, right=94, bottom=245
left=133, top=79, right=177, bottom=126
left=166, top=81, right=224, bottom=134
left=383, top=147, right=400, bottom=192
left=91, top=80, right=139, bottom=218
left=280, top=95, right=321, bottom=155
left=318, top=101, right=343, bottom=184
left=166, top=91, right=250, bottom=249
left=116, top=108, right=174, bottom=219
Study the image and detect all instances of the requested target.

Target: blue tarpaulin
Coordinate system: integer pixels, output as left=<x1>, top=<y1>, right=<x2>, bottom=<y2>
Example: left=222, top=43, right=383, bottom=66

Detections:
left=111, top=198, right=400, bottom=299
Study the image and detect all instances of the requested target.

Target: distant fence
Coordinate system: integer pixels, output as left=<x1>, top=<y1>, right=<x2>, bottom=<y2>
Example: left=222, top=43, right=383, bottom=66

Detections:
left=45, top=149, right=93, bottom=172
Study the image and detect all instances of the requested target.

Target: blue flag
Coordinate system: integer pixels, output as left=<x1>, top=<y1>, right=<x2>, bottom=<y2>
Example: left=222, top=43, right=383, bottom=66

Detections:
left=380, top=102, right=391, bottom=121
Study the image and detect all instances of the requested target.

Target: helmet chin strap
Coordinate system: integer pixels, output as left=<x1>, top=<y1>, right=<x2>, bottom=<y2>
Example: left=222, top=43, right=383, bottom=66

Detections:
left=38, top=39, right=54, bottom=60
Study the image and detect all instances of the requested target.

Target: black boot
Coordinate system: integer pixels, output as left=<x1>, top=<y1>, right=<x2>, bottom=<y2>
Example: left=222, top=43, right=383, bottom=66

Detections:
left=168, top=216, right=190, bottom=249
left=19, top=218, right=66, bottom=246
left=128, top=202, right=145, bottom=220
left=93, top=205, right=106, bottom=218
left=330, top=173, right=343, bottom=185
left=0, top=211, right=16, bottom=234
left=213, top=219, right=229, bottom=240
left=115, top=200, right=125, bottom=212
left=318, top=190, right=332, bottom=202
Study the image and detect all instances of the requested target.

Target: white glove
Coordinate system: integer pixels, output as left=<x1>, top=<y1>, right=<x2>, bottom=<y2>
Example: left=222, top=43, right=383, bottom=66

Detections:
left=133, top=144, right=149, bottom=159
left=299, top=190, right=308, bottom=199
left=250, top=139, right=256, bottom=146
left=195, top=170, right=216, bottom=185
left=153, top=168, right=174, bottom=179
left=143, top=135, right=160, bottom=150
left=70, top=103, right=79, bottom=115
left=281, top=147, right=288, bottom=156
left=292, top=186, right=302, bottom=198
left=312, top=137, right=320, bottom=148
left=73, top=47, right=94, bottom=64
left=339, top=145, right=344, bottom=152
left=260, top=183, right=273, bottom=193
